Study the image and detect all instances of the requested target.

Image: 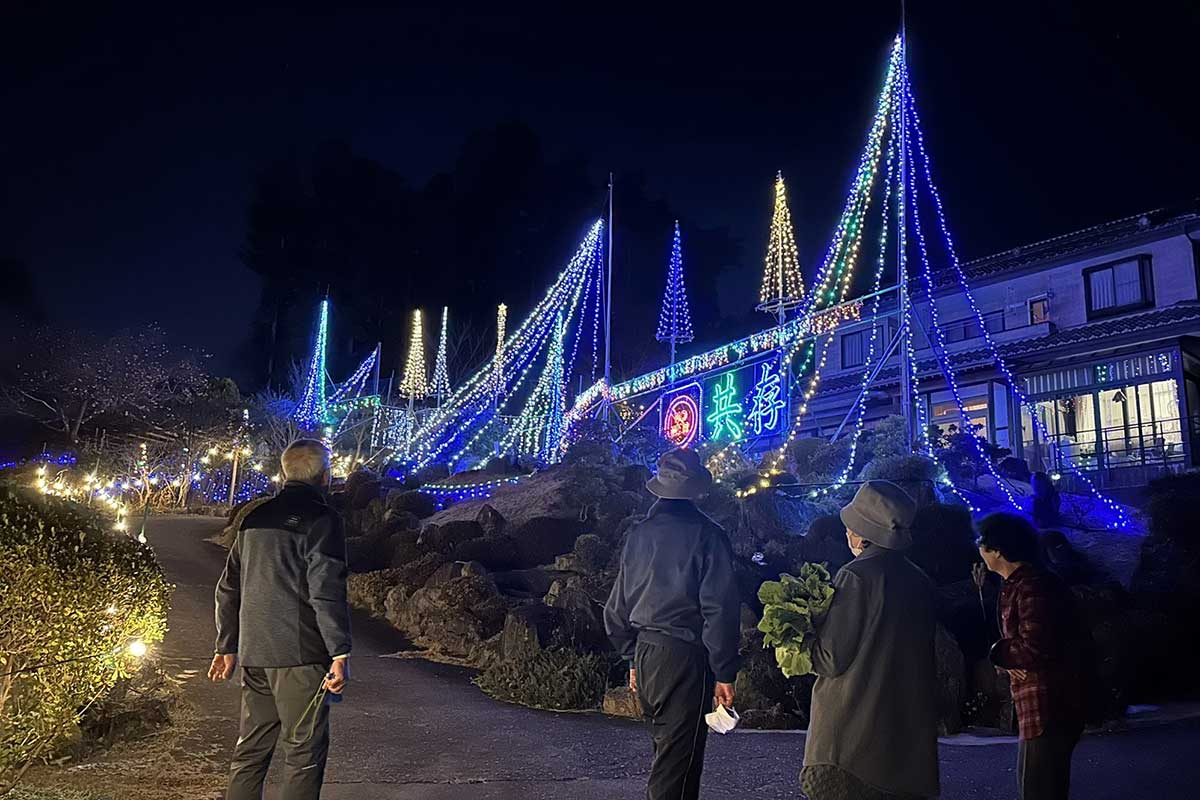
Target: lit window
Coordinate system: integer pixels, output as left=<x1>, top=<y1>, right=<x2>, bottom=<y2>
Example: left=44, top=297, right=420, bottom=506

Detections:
left=1029, top=295, right=1050, bottom=325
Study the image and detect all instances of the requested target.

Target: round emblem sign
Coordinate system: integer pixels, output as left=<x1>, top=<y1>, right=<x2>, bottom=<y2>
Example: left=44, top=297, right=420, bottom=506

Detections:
left=663, top=394, right=700, bottom=447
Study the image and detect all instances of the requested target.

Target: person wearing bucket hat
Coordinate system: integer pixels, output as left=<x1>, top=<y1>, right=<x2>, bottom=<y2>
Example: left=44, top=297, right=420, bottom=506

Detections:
left=604, top=448, right=740, bottom=800
left=800, top=481, right=941, bottom=800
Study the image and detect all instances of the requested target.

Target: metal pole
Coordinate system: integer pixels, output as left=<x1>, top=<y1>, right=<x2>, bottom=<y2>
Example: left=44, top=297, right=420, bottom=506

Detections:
left=830, top=328, right=905, bottom=443
left=897, top=27, right=913, bottom=451
left=227, top=451, right=239, bottom=507
left=604, top=173, right=614, bottom=386
left=372, top=342, right=382, bottom=397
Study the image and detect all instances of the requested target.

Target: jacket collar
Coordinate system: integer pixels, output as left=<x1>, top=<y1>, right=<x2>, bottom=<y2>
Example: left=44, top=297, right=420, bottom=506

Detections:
left=853, top=544, right=895, bottom=562
left=647, top=498, right=696, bottom=517
left=281, top=480, right=328, bottom=501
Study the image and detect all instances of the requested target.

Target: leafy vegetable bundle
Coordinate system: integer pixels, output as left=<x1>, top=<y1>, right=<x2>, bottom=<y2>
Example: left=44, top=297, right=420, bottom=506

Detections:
left=756, top=563, right=836, bottom=678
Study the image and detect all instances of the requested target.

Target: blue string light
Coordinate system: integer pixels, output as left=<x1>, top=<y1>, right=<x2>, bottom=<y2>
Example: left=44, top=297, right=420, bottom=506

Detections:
left=901, top=65, right=1130, bottom=527
left=656, top=221, right=695, bottom=347
left=293, top=299, right=330, bottom=430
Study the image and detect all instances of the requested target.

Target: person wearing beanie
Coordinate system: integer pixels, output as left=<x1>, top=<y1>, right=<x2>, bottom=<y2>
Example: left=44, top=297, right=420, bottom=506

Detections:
left=604, top=447, right=741, bottom=800
left=801, top=480, right=940, bottom=800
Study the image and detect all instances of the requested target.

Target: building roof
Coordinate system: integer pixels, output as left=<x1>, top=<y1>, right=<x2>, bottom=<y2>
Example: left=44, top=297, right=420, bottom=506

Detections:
left=816, top=302, right=1200, bottom=396
left=931, top=198, right=1200, bottom=288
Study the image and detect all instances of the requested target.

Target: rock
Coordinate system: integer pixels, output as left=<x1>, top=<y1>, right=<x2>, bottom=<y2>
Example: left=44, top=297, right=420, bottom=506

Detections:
left=909, top=504, right=977, bottom=586
left=401, top=574, right=509, bottom=661
left=383, top=509, right=422, bottom=532
left=424, top=561, right=468, bottom=589
left=386, top=489, right=436, bottom=519
left=452, top=534, right=521, bottom=570
left=389, top=540, right=423, bottom=568
left=966, top=657, right=1015, bottom=732
left=602, top=686, right=642, bottom=719
left=350, top=477, right=383, bottom=510
left=500, top=604, right=564, bottom=660
left=739, top=704, right=799, bottom=730
left=509, top=516, right=582, bottom=567
left=421, top=520, right=485, bottom=553
left=554, top=533, right=612, bottom=574
left=801, top=515, right=852, bottom=573
left=394, top=551, right=448, bottom=592
left=383, top=584, right=412, bottom=628
left=347, top=568, right=403, bottom=615
left=935, top=624, right=965, bottom=735
left=492, top=568, right=576, bottom=599
left=544, top=581, right=607, bottom=651
left=475, top=504, right=507, bottom=537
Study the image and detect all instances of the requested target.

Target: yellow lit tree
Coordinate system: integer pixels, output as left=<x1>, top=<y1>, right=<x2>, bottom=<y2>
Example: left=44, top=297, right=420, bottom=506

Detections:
left=758, top=171, right=806, bottom=322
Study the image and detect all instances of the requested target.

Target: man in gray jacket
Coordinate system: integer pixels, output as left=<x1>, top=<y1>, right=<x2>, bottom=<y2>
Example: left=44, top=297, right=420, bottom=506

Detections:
left=604, top=448, right=742, bottom=800
left=801, top=481, right=940, bottom=800
left=210, top=439, right=351, bottom=800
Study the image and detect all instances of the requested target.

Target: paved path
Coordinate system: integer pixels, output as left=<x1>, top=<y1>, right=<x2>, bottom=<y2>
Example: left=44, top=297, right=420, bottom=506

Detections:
left=148, top=515, right=1200, bottom=800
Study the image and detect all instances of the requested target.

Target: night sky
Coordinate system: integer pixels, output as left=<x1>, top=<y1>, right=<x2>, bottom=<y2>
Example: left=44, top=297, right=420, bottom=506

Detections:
left=3, top=2, right=1198, bottom=378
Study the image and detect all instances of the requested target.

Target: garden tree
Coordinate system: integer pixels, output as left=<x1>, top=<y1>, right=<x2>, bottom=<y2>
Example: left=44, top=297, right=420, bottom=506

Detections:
left=238, top=126, right=743, bottom=390
left=247, top=388, right=303, bottom=475
left=0, top=326, right=207, bottom=444
left=165, top=377, right=245, bottom=506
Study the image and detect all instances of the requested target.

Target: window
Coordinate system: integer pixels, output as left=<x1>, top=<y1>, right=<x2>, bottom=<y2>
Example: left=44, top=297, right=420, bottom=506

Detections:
left=1084, top=257, right=1153, bottom=318
left=841, top=330, right=865, bottom=368
left=1029, top=295, right=1050, bottom=325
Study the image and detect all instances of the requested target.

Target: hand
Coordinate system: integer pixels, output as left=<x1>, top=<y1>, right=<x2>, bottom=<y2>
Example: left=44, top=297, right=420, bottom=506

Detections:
left=1007, top=668, right=1029, bottom=683
left=628, top=667, right=637, bottom=694
left=208, top=653, right=236, bottom=681
left=972, top=563, right=989, bottom=591
left=324, top=657, right=349, bottom=694
left=714, top=682, right=735, bottom=709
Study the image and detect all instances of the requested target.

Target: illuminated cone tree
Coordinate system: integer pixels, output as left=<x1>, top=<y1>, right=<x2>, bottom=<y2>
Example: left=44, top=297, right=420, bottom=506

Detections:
left=758, top=172, right=806, bottom=323
left=655, top=221, right=695, bottom=376
left=431, top=306, right=451, bottom=406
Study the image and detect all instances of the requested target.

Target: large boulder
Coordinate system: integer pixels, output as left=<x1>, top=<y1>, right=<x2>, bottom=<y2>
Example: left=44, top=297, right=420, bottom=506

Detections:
left=499, top=599, right=606, bottom=661
left=475, top=503, right=507, bottom=537
left=453, top=534, right=521, bottom=571
left=545, top=580, right=607, bottom=651
left=553, top=533, right=612, bottom=574
left=386, top=489, right=436, bottom=519
left=346, top=529, right=402, bottom=573
left=393, top=551, right=448, bottom=592
left=935, top=624, right=966, bottom=735
left=401, top=574, right=509, bottom=662
left=347, top=568, right=404, bottom=615
left=909, top=504, right=978, bottom=586
left=420, top=520, right=485, bottom=553
left=602, top=686, right=642, bottom=719
left=732, top=627, right=810, bottom=730
left=509, top=516, right=582, bottom=567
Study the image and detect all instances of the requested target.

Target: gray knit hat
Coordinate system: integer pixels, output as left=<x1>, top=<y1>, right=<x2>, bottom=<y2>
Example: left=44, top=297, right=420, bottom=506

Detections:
left=646, top=448, right=713, bottom=500
left=839, top=480, right=917, bottom=550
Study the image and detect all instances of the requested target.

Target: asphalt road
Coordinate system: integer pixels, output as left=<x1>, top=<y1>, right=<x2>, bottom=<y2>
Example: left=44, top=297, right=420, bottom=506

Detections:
left=148, top=514, right=1200, bottom=800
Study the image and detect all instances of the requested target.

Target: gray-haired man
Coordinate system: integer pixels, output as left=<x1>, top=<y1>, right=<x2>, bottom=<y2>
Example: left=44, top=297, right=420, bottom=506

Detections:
left=210, top=438, right=351, bottom=800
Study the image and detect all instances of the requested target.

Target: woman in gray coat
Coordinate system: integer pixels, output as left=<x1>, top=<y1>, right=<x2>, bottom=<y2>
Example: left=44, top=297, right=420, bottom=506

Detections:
left=801, top=481, right=940, bottom=800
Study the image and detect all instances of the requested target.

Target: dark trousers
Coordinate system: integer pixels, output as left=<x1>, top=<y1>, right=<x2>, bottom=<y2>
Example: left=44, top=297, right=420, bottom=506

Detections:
left=227, top=664, right=330, bottom=800
left=635, top=633, right=714, bottom=800
left=1017, top=732, right=1079, bottom=800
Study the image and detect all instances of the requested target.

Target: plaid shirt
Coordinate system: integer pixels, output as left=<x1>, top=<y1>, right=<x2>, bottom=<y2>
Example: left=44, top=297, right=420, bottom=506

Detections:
left=991, top=565, right=1084, bottom=740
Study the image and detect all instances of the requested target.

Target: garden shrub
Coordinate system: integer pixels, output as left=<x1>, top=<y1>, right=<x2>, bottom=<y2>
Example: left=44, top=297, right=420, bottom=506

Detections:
left=1144, top=471, right=1200, bottom=548
left=475, top=648, right=608, bottom=711
left=908, top=503, right=978, bottom=586
left=0, top=488, right=171, bottom=779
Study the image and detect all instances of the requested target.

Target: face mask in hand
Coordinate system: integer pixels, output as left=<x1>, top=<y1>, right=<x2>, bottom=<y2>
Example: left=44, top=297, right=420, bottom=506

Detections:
left=705, top=704, right=739, bottom=734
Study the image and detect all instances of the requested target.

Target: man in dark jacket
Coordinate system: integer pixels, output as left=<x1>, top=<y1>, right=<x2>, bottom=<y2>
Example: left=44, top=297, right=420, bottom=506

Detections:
left=210, top=438, right=351, bottom=800
left=801, top=480, right=940, bottom=800
left=604, top=447, right=741, bottom=800
left=976, top=513, right=1084, bottom=800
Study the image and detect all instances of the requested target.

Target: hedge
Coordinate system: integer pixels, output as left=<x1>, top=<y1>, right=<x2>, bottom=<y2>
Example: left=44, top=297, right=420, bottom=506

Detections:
left=0, top=488, right=171, bottom=778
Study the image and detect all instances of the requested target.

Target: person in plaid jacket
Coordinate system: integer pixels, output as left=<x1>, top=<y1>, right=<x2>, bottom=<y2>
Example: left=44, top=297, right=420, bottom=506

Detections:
left=975, top=513, right=1084, bottom=800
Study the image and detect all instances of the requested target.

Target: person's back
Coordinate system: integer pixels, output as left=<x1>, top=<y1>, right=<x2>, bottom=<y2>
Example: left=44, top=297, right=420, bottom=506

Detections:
left=211, top=439, right=350, bottom=800
left=610, top=499, right=738, bottom=662
left=230, top=481, right=349, bottom=667
left=802, top=480, right=940, bottom=800
left=805, top=548, right=938, bottom=795
left=604, top=448, right=740, bottom=800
